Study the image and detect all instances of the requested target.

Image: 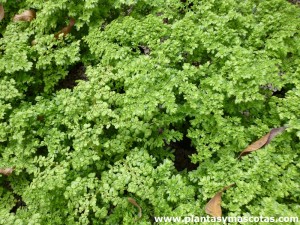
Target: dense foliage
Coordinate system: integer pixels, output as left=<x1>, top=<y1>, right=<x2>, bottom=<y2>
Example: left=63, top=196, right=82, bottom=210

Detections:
left=1, top=0, right=300, bottom=224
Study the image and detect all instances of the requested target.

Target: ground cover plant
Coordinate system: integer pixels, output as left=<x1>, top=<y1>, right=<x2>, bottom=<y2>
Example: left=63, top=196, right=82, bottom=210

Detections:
left=0, top=0, right=300, bottom=224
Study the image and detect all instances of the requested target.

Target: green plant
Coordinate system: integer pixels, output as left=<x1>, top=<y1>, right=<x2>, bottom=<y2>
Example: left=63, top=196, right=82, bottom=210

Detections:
left=0, top=0, right=300, bottom=224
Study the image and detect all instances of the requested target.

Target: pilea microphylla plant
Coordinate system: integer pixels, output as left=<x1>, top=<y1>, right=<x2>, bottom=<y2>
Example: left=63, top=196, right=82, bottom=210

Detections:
left=0, top=0, right=300, bottom=224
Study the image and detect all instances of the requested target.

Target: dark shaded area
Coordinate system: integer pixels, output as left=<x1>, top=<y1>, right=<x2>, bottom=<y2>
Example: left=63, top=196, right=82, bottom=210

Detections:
left=1, top=179, right=26, bottom=213
left=169, top=135, right=198, bottom=171
left=180, top=0, right=194, bottom=11
left=36, top=115, right=45, bottom=122
left=24, top=77, right=44, bottom=101
left=272, top=89, right=287, bottom=98
left=102, top=125, right=118, bottom=139
left=138, top=45, right=150, bottom=55
left=55, top=63, right=87, bottom=91
left=2, top=178, right=13, bottom=191
left=36, top=145, right=48, bottom=157
left=109, top=80, right=125, bottom=94
left=288, top=0, right=300, bottom=4
left=163, top=116, right=199, bottom=172
left=10, top=194, right=26, bottom=213
left=174, top=89, right=186, bottom=105
left=163, top=18, right=169, bottom=24
left=278, top=195, right=299, bottom=205
left=259, top=82, right=296, bottom=99
left=272, top=83, right=296, bottom=98
left=107, top=204, right=116, bottom=216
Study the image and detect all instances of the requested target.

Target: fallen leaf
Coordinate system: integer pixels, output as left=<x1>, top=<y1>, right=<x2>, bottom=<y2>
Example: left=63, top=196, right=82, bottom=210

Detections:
left=266, top=127, right=287, bottom=145
left=205, top=191, right=222, bottom=217
left=205, top=183, right=235, bottom=217
left=54, top=17, right=75, bottom=39
left=0, top=4, right=4, bottom=21
left=128, top=197, right=142, bottom=220
left=238, top=126, right=287, bottom=158
left=13, top=9, right=36, bottom=22
left=221, top=183, right=235, bottom=192
left=0, top=167, right=14, bottom=176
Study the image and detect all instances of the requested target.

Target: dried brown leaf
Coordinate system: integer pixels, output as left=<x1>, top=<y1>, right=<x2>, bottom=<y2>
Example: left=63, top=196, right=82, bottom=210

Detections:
left=0, top=4, right=4, bottom=21
left=238, top=126, right=287, bottom=158
left=221, top=183, right=235, bottom=192
left=205, top=183, right=235, bottom=217
left=266, top=126, right=287, bottom=145
left=13, top=9, right=36, bottom=22
left=54, top=17, right=75, bottom=39
left=205, top=191, right=222, bottom=217
left=0, top=167, right=14, bottom=176
left=128, top=197, right=142, bottom=220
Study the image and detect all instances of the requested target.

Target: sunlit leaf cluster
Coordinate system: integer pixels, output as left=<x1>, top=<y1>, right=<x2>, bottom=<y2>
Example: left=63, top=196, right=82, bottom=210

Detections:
left=1, top=0, right=300, bottom=224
